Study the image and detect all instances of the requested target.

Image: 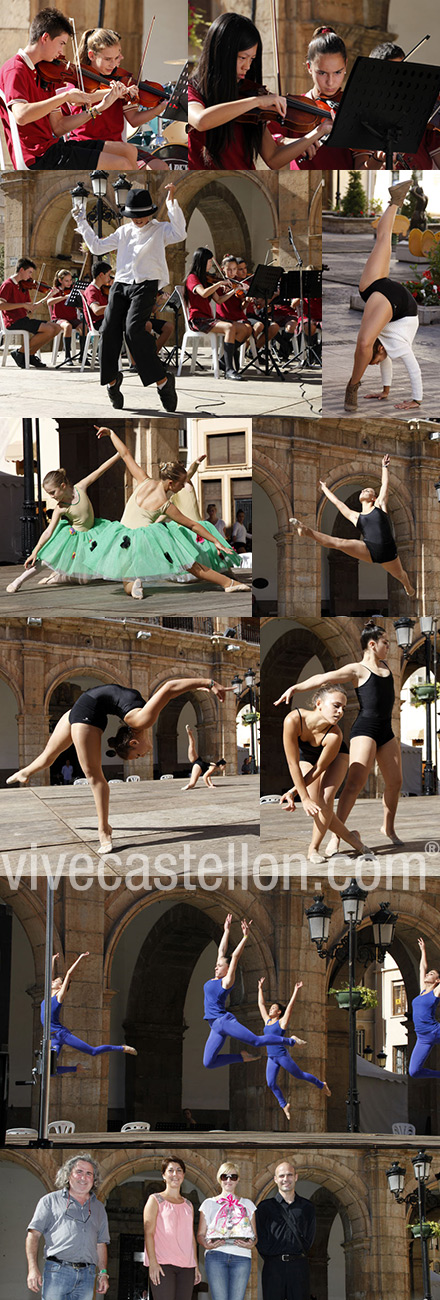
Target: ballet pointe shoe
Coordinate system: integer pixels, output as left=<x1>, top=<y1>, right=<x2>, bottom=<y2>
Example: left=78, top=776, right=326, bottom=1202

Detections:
left=307, top=849, right=327, bottom=865
left=325, top=834, right=340, bottom=858
left=388, top=179, right=412, bottom=208
left=283, top=1101, right=291, bottom=1120
left=380, top=827, right=404, bottom=846
left=241, top=1050, right=260, bottom=1062
left=344, top=380, right=360, bottom=410
left=97, top=827, right=113, bottom=856
left=6, top=770, right=29, bottom=786
left=123, top=1045, right=137, bottom=1055
left=131, top=578, right=143, bottom=600
left=223, top=579, right=250, bottom=593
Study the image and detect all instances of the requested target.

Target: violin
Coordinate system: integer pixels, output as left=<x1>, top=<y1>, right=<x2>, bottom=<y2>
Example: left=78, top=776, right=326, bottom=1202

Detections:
left=36, top=56, right=171, bottom=110
left=237, top=78, right=341, bottom=137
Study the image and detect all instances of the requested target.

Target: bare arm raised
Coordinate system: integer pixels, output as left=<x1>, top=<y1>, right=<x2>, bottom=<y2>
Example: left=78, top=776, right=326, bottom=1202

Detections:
left=318, top=479, right=360, bottom=526
left=95, top=426, right=147, bottom=484
left=376, top=454, right=390, bottom=510
left=56, top=952, right=90, bottom=1003
left=274, top=662, right=360, bottom=707
left=223, top=919, right=253, bottom=989
left=77, top=451, right=121, bottom=493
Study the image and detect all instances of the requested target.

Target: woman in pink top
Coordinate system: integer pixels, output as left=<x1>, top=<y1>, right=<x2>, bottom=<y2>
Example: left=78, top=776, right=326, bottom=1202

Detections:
left=143, top=1155, right=201, bottom=1299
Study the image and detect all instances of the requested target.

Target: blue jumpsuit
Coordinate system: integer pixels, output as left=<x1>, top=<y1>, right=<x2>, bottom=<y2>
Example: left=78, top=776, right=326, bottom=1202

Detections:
left=409, top=989, right=440, bottom=1079
left=203, top=978, right=296, bottom=1069
left=264, top=1018, right=325, bottom=1109
left=41, top=994, right=127, bottom=1074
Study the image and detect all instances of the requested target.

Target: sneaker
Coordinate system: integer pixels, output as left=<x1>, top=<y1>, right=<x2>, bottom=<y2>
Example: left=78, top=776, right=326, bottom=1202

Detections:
left=107, top=371, right=124, bottom=409
left=158, top=373, right=177, bottom=412
left=11, top=349, right=26, bottom=369
left=29, top=355, right=47, bottom=369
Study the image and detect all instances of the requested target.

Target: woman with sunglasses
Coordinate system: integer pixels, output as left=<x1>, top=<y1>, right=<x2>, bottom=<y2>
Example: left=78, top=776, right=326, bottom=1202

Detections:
left=198, top=1162, right=257, bottom=1300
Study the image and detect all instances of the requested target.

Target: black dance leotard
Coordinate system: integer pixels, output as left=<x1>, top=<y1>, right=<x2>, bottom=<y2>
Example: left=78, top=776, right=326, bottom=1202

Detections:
left=359, top=277, right=418, bottom=320
left=350, top=668, right=395, bottom=748
left=295, top=708, right=349, bottom=762
left=357, top=507, right=398, bottom=564
left=69, top=684, right=146, bottom=731
left=194, top=757, right=211, bottom=775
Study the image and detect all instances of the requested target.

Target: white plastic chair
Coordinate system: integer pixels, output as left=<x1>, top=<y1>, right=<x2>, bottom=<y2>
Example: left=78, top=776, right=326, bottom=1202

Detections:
left=121, top=1121, right=151, bottom=1132
left=109, top=779, right=124, bottom=785
left=79, top=292, right=101, bottom=371
left=160, top=774, right=174, bottom=780
left=239, top=334, right=259, bottom=369
left=0, top=88, right=30, bottom=169
left=73, top=778, right=88, bottom=786
left=392, top=1122, right=416, bottom=1135
left=126, top=774, right=140, bottom=783
left=176, top=286, right=220, bottom=379
left=6, top=1127, right=38, bottom=1137
left=47, top=1120, right=76, bottom=1135
left=1, top=317, right=32, bottom=368
left=260, top=795, right=282, bottom=803
left=51, top=328, right=82, bottom=366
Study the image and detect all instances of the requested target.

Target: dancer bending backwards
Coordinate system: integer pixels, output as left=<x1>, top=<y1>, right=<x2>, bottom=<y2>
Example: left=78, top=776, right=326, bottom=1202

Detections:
left=275, top=621, right=402, bottom=853
left=182, top=724, right=226, bottom=790
left=290, top=454, right=415, bottom=597
left=258, top=977, right=330, bottom=1120
left=279, top=684, right=372, bottom=864
left=344, top=179, right=422, bottom=412
left=96, top=426, right=249, bottom=596
left=73, top=182, right=184, bottom=411
left=203, top=914, right=299, bottom=1069
left=7, top=676, right=230, bottom=855
left=42, top=952, right=137, bottom=1073
left=409, top=938, right=440, bottom=1080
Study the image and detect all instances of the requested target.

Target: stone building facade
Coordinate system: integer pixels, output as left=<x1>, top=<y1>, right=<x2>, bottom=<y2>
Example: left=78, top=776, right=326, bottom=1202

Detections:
left=253, top=416, right=440, bottom=618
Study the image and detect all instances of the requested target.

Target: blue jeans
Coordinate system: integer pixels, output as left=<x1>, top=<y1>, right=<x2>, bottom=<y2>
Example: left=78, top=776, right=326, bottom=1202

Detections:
left=42, top=1260, right=96, bottom=1299
left=205, top=1250, right=251, bottom=1300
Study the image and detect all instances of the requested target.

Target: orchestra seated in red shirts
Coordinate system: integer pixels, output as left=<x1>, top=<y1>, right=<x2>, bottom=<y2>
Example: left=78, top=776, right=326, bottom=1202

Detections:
left=83, top=261, right=113, bottom=329
left=47, top=269, right=81, bottom=363
left=184, top=246, right=252, bottom=380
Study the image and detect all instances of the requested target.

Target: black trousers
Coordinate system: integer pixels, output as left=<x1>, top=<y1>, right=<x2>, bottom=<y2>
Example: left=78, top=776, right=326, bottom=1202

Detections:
left=262, top=1255, right=310, bottom=1300
left=100, top=279, right=166, bottom=387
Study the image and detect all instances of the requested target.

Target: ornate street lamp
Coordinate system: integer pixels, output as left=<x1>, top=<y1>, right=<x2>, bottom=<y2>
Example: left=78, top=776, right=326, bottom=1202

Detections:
left=113, top=174, right=131, bottom=212
left=386, top=1149, right=438, bottom=1300
left=394, top=617, right=415, bottom=655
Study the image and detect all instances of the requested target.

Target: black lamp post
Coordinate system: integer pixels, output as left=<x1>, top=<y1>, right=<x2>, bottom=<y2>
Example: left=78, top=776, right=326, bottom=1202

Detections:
left=113, top=173, right=131, bottom=214
left=20, top=418, right=40, bottom=558
left=232, top=671, right=259, bottom=774
left=420, top=616, right=436, bottom=796
left=386, top=1148, right=435, bottom=1300
left=306, top=885, right=397, bottom=1132
left=90, top=170, right=109, bottom=237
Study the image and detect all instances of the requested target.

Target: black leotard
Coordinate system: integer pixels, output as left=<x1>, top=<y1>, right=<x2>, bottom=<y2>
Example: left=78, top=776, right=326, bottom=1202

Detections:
left=193, top=757, right=211, bottom=775
left=69, top=684, right=146, bottom=731
left=350, top=668, right=394, bottom=748
left=295, top=708, right=349, bottom=763
left=357, top=507, right=398, bottom=564
left=359, top=277, right=418, bottom=320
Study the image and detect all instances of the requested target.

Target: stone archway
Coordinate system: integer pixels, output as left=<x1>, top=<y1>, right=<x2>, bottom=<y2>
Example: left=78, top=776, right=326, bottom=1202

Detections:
left=44, top=666, right=125, bottom=783
left=260, top=620, right=360, bottom=792
left=154, top=685, right=218, bottom=776
left=316, top=464, right=415, bottom=618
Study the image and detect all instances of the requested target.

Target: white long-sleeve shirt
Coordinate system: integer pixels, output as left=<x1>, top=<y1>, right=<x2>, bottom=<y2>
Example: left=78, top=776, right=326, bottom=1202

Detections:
left=379, top=314, right=423, bottom=401
left=74, top=194, right=186, bottom=288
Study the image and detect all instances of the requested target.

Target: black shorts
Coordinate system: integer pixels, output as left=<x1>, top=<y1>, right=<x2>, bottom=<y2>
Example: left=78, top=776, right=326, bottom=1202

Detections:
left=350, top=717, right=394, bottom=748
left=190, top=315, right=215, bottom=332
left=8, top=317, right=44, bottom=335
left=28, top=139, right=104, bottom=170
left=151, top=318, right=168, bottom=335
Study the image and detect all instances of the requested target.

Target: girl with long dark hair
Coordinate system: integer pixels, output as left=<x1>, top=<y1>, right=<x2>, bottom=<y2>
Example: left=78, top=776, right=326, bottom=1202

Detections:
left=188, top=12, right=327, bottom=169
left=184, top=247, right=252, bottom=380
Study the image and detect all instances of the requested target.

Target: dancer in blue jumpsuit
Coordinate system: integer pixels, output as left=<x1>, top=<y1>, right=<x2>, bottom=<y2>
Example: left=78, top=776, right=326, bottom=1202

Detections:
left=409, top=937, right=440, bottom=1079
left=42, top=952, right=137, bottom=1074
left=258, top=977, right=331, bottom=1120
left=203, top=914, right=297, bottom=1069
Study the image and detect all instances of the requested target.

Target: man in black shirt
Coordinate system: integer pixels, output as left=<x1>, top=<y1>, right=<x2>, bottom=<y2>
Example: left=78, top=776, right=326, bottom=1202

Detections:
left=256, top=1159, right=316, bottom=1299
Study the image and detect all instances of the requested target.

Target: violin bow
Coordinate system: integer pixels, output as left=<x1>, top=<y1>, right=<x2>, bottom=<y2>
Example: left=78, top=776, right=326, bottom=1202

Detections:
left=32, top=262, right=46, bottom=306
left=403, top=35, right=430, bottom=61
left=269, top=0, right=282, bottom=97
left=69, top=14, right=85, bottom=94
left=136, top=15, right=155, bottom=87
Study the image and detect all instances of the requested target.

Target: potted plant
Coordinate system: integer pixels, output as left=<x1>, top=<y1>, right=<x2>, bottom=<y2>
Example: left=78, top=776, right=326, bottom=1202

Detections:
left=410, top=1221, right=440, bottom=1240
left=329, top=984, right=378, bottom=1011
left=410, top=683, right=439, bottom=705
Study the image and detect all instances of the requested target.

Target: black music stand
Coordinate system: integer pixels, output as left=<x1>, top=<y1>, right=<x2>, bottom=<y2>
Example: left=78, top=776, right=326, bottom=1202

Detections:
left=327, top=57, right=440, bottom=168
left=161, top=287, right=181, bottom=369
left=54, top=278, right=91, bottom=369
left=244, top=264, right=283, bottom=377
left=281, top=269, right=322, bottom=369
left=163, top=61, right=189, bottom=121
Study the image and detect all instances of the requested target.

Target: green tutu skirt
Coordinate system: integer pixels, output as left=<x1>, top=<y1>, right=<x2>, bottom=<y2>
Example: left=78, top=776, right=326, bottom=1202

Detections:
left=38, top=517, right=241, bottom=583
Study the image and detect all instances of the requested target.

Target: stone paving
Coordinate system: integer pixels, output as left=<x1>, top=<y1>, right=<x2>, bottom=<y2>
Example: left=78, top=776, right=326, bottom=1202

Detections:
left=0, top=776, right=259, bottom=878
left=0, top=568, right=253, bottom=618
left=0, top=352, right=322, bottom=420
left=260, top=794, right=440, bottom=881
left=322, top=231, right=440, bottom=420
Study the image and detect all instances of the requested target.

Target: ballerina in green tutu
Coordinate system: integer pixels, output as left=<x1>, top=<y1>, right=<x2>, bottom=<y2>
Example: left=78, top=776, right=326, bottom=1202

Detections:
left=7, top=429, right=248, bottom=598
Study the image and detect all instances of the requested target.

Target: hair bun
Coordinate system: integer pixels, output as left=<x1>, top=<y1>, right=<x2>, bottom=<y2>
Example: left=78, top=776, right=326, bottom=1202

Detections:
left=314, top=25, right=335, bottom=36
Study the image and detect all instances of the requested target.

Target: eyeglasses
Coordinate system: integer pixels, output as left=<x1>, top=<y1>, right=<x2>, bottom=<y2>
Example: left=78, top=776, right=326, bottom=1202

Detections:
left=65, top=1195, right=92, bottom=1222
left=219, top=1173, right=239, bottom=1182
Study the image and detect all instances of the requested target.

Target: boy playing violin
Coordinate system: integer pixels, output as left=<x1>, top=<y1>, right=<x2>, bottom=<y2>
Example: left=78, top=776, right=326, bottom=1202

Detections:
left=0, top=257, right=60, bottom=368
left=0, top=7, right=138, bottom=170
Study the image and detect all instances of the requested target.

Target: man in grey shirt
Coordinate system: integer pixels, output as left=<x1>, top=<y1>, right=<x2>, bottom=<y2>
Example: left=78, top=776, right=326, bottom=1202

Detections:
left=26, top=1153, right=110, bottom=1297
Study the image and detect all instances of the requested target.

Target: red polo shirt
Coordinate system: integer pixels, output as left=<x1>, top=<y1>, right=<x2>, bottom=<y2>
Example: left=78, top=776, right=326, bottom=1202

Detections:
left=188, top=85, right=255, bottom=170
left=185, top=274, right=214, bottom=322
left=0, top=277, right=31, bottom=328
left=61, top=86, right=125, bottom=141
left=84, top=283, right=109, bottom=324
left=0, top=52, right=55, bottom=167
